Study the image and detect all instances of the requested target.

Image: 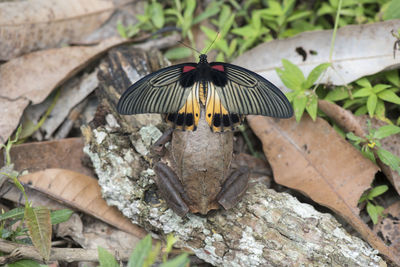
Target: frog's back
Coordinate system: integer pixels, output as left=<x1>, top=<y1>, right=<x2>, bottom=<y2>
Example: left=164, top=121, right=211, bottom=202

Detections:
left=171, top=109, right=233, bottom=214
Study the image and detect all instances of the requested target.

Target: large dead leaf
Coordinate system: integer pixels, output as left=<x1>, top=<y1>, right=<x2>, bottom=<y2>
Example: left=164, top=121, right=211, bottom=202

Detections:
left=319, top=100, right=400, bottom=197
left=0, top=36, right=124, bottom=145
left=0, top=0, right=117, bottom=60
left=19, top=168, right=146, bottom=237
left=233, top=20, right=400, bottom=92
left=247, top=115, right=400, bottom=264
left=0, top=138, right=94, bottom=177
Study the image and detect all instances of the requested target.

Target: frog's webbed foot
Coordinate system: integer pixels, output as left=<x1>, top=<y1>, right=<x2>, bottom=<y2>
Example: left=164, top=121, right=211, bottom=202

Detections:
left=217, top=167, right=250, bottom=210
left=152, top=128, right=173, bottom=156
left=154, top=162, right=191, bottom=217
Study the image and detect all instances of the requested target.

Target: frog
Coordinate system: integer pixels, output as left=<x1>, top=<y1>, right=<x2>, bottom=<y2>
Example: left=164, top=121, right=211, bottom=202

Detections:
left=152, top=109, right=250, bottom=217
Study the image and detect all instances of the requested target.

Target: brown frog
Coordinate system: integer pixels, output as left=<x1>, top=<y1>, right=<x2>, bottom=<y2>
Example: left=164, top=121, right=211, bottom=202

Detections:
left=153, top=109, right=249, bottom=216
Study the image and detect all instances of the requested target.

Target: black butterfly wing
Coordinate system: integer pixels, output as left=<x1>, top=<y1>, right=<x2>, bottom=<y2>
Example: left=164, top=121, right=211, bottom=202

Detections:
left=117, top=63, right=201, bottom=130
left=205, top=62, right=293, bottom=131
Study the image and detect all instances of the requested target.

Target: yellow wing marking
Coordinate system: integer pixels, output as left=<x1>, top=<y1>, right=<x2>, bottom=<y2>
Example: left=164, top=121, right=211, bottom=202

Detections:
left=205, top=82, right=242, bottom=132
left=166, top=82, right=200, bottom=131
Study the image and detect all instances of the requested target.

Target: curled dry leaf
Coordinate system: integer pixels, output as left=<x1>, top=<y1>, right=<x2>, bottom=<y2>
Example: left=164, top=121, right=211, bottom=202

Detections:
left=233, top=20, right=400, bottom=91
left=0, top=0, right=115, bottom=60
left=0, top=138, right=94, bottom=177
left=247, top=115, right=400, bottom=264
left=0, top=36, right=125, bottom=145
left=19, top=168, right=146, bottom=238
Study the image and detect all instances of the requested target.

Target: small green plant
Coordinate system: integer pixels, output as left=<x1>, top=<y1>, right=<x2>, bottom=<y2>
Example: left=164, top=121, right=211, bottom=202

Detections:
left=0, top=126, right=73, bottom=266
left=358, top=185, right=388, bottom=224
left=98, top=234, right=189, bottom=267
left=275, top=59, right=330, bottom=122
left=346, top=121, right=400, bottom=174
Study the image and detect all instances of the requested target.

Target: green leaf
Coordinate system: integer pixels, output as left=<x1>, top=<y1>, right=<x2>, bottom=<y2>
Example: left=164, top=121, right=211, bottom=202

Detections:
left=164, top=47, right=192, bottom=60
left=359, top=193, right=368, bottom=203
left=98, top=246, right=119, bottom=267
left=372, top=84, right=391, bottom=94
left=305, top=94, right=318, bottom=121
left=352, top=88, right=372, bottom=98
left=373, top=125, right=400, bottom=139
left=192, top=2, right=220, bottom=25
left=324, top=87, right=349, bottom=101
left=50, top=209, right=73, bottom=225
left=128, top=234, right=152, bottom=267
left=231, top=25, right=256, bottom=37
left=0, top=207, right=24, bottom=222
left=366, top=202, right=378, bottom=224
left=293, top=93, right=307, bottom=122
left=377, top=149, right=400, bottom=175
left=303, top=63, right=330, bottom=89
left=276, top=59, right=305, bottom=91
left=375, top=99, right=386, bottom=119
left=367, top=93, right=377, bottom=117
left=383, top=0, right=400, bottom=20
left=159, top=254, right=189, bottom=267
left=378, top=90, right=400, bottom=104
left=143, top=241, right=161, bottom=267
left=355, top=77, right=372, bottom=88
left=8, top=259, right=42, bottom=267
left=385, top=70, right=400, bottom=87
left=354, top=105, right=367, bottom=116
left=183, top=0, right=196, bottom=22
left=287, top=10, right=312, bottom=22
left=368, top=185, right=389, bottom=199
left=346, top=132, right=362, bottom=142
left=25, top=206, right=52, bottom=261
left=150, top=2, right=164, bottom=29
left=117, top=21, right=127, bottom=38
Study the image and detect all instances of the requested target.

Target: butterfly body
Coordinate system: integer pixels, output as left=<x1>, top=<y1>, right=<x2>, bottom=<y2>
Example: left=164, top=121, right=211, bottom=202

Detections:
left=118, top=54, right=292, bottom=216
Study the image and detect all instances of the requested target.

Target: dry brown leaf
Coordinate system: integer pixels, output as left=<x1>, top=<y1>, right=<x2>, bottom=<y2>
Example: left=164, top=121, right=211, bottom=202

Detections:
left=247, top=115, right=400, bottom=264
left=0, top=36, right=125, bottom=145
left=19, top=168, right=146, bottom=238
left=0, top=0, right=116, bottom=60
left=374, top=201, right=400, bottom=253
left=57, top=213, right=142, bottom=251
left=0, top=138, right=94, bottom=177
left=319, top=100, right=400, bottom=197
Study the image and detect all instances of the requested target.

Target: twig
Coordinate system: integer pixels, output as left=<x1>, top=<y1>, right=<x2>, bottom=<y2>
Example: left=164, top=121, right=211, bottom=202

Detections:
left=0, top=239, right=132, bottom=263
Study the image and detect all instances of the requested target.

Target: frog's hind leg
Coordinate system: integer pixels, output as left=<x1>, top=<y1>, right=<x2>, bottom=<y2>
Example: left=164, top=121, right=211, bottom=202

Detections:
left=217, top=167, right=250, bottom=210
left=154, top=162, right=191, bottom=217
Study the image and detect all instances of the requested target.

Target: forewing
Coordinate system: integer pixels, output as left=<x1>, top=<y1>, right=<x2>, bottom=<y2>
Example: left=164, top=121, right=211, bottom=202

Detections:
left=209, top=62, right=293, bottom=118
left=117, top=63, right=201, bottom=131
left=117, top=63, right=197, bottom=115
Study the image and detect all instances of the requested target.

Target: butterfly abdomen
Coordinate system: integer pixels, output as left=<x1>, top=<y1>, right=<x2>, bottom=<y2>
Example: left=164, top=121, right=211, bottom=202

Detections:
left=199, top=81, right=207, bottom=106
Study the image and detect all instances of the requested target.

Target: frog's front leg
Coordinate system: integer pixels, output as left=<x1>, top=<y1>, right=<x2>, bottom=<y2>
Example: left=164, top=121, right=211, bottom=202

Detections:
left=217, top=167, right=250, bottom=210
left=152, top=128, right=173, bottom=155
left=153, top=162, right=192, bottom=217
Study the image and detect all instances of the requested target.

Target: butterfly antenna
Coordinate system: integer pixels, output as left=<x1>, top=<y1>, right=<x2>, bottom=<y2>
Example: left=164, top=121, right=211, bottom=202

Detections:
left=204, top=32, right=220, bottom=55
left=177, top=40, right=201, bottom=55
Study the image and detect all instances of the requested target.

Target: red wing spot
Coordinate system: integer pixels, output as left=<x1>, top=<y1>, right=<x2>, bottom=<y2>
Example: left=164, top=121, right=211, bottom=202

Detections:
left=182, top=66, right=196, bottom=73
left=211, top=65, right=224, bottom=72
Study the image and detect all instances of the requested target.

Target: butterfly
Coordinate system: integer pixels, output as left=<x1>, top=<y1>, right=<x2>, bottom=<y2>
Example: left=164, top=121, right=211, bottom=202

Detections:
left=117, top=54, right=293, bottom=132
